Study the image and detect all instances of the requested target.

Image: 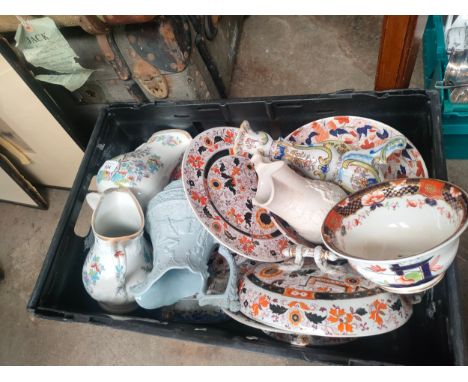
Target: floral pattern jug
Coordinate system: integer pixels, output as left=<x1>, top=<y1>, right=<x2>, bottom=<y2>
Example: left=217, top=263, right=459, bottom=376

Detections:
left=234, top=121, right=407, bottom=193
left=96, top=129, right=192, bottom=209
left=82, top=188, right=152, bottom=313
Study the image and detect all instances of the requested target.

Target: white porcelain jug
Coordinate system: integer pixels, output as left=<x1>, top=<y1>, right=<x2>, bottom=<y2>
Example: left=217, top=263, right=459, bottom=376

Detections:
left=82, top=188, right=153, bottom=313
left=251, top=154, right=347, bottom=244
left=96, top=129, right=192, bottom=209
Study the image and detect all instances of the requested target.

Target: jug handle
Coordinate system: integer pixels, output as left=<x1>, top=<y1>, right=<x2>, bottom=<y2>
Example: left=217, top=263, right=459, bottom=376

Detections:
left=86, top=192, right=101, bottom=210
left=281, top=244, right=344, bottom=275
left=197, top=245, right=241, bottom=312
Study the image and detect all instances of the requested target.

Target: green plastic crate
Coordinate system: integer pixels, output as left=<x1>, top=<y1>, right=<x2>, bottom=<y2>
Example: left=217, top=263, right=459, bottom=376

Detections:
left=423, top=15, right=468, bottom=159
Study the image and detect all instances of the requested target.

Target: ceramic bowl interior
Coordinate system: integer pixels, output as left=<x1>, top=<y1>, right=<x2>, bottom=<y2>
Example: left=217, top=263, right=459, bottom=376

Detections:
left=94, top=191, right=142, bottom=237
left=322, top=179, right=468, bottom=261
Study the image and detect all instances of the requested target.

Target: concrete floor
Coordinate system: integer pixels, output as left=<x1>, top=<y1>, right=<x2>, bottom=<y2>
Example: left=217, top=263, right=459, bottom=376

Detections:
left=1, top=15, right=467, bottom=365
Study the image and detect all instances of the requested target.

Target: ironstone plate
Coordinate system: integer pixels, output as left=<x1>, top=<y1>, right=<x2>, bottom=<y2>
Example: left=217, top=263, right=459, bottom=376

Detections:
left=286, top=116, right=428, bottom=181
left=182, top=127, right=292, bottom=262
left=269, top=115, right=430, bottom=246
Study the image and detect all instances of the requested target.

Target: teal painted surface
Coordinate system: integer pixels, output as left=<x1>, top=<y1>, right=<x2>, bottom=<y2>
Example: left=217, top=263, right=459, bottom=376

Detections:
left=423, top=15, right=468, bottom=158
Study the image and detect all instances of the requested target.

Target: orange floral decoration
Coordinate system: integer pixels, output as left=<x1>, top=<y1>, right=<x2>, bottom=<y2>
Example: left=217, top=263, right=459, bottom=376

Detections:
left=239, top=236, right=255, bottom=253
left=324, top=209, right=344, bottom=232
left=327, top=307, right=353, bottom=333
left=288, top=310, right=303, bottom=326
left=231, top=167, right=241, bottom=177
left=213, top=216, right=227, bottom=229
left=258, top=295, right=269, bottom=308
left=450, top=186, right=462, bottom=198
left=287, top=301, right=310, bottom=310
left=367, top=265, right=386, bottom=273
left=334, top=116, right=350, bottom=124
left=419, top=179, right=444, bottom=199
left=326, top=120, right=337, bottom=131
left=361, top=190, right=385, bottom=206
left=187, top=155, right=204, bottom=169
left=227, top=208, right=244, bottom=225
left=406, top=199, right=418, bottom=208
left=191, top=191, right=207, bottom=206
left=360, top=139, right=375, bottom=150
left=370, top=299, right=388, bottom=327
left=311, top=121, right=330, bottom=142
left=224, top=130, right=235, bottom=144
left=252, top=303, right=260, bottom=316
left=212, top=221, right=222, bottom=233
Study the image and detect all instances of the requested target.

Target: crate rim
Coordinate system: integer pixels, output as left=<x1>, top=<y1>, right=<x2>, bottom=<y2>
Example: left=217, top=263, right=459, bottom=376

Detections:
left=27, top=89, right=465, bottom=365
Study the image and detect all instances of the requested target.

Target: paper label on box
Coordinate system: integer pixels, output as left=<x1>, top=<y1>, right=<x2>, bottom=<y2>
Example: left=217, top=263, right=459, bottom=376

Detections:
left=14, top=17, right=94, bottom=92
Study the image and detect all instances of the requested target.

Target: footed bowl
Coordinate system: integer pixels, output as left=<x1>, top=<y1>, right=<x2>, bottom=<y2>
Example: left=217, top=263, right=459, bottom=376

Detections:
left=321, top=178, right=468, bottom=293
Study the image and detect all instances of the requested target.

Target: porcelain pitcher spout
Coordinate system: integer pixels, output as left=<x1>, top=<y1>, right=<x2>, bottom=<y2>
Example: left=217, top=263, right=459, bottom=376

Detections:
left=130, top=180, right=240, bottom=312
left=82, top=188, right=153, bottom=314
left=251, top=154, right=347, bottom=244
left=235, top=120, right=407, bottom=193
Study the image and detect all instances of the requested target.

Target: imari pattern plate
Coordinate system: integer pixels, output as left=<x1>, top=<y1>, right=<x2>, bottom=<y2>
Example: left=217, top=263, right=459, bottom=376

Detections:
left=287, top=116, right=428, bottom=181
left=182, top=127, right=292, bottom=262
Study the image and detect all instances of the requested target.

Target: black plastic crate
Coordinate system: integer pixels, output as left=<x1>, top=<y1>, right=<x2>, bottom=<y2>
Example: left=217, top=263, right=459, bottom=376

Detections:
left=28, top=90, right=465, bottom=365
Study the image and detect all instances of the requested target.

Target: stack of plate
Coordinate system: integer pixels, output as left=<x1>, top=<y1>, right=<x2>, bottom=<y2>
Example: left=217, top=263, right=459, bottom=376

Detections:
left=181, top=117, right=428, bottom=345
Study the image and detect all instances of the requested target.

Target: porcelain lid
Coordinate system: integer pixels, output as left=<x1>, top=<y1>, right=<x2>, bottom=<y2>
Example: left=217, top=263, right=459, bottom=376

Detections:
left=242, top=261, right=379, bottom=301
left=238, top=260, right=413, bottom=337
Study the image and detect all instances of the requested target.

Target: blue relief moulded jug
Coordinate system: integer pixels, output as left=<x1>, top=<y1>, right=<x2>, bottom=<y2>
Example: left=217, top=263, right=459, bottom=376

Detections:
left=130, top=180, right=240, bottom=312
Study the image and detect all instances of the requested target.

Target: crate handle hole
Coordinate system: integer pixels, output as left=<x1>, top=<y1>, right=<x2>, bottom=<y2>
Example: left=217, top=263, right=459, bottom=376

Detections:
left=315, top=109, right=335, bottom=114
left=73, top=176, right=97, bottom=238
left=197, top=106, right=220, bottom=112
left=275, top=103, right=303, bottom=109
